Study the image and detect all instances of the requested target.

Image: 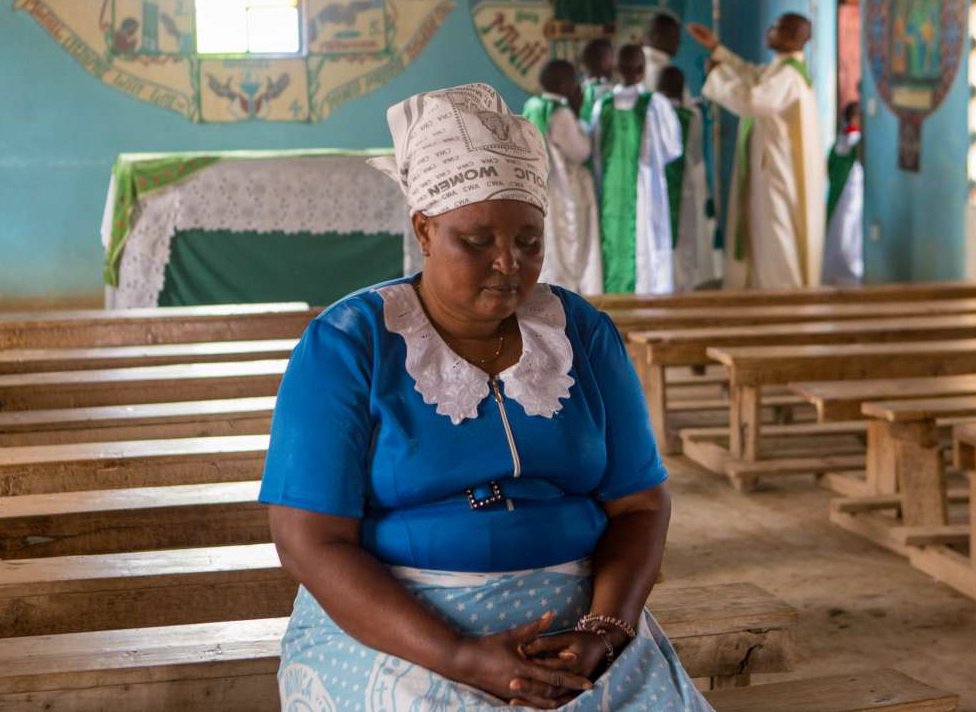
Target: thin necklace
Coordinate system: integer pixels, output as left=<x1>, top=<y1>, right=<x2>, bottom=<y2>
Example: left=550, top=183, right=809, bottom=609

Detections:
left=415, top=281, right=507, bottom=366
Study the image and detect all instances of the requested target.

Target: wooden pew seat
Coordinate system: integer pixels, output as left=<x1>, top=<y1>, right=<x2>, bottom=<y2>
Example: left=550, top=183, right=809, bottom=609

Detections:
left=0, top=582, right=796, bottom=707
left=0, top=396, right=276, bottom=447
left=0, top=339, right=297, bottom=375
left=0, top=481, right=265, bottom=558
left=704, top=669, right=958, bottom=712
left=0, top=434, right=268, bottom=496
left=0, top=303, right=318, bottom=349
left=0, top=359, right=286, bottom=411
left=793, top=376, right=976, bottom=422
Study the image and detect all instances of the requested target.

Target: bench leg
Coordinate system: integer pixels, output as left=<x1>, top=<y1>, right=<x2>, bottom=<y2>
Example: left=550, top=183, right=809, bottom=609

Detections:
left=710, top=674, right=751, bottom=690
left=894, top=421, right=947, bottom=527
left=970, top=472, right=976, bottom=561
left=647, top=364, right=676, bottom=455
left=954, top=438, right=976, bottom=471
left=729, top=385, right=761, bottom=461
left=866, top=420, right=899, bottom=495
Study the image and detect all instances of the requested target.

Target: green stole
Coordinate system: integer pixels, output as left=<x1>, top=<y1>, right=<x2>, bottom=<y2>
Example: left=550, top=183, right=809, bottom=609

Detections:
left=580, top=79, right=609, bottom=124
left=665, top=105, right=694, bottom=249
left=598, top=90, right=653, bottom=293
left=522, top=95, right=564, bottom=139
left=732, top=57, right=812, bottom=261
left=826, top=137, right=859, bottom=222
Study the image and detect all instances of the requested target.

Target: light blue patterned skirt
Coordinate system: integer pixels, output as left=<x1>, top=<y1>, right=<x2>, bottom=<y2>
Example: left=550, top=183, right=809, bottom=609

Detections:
left=277, top=560, right=713, bottom=711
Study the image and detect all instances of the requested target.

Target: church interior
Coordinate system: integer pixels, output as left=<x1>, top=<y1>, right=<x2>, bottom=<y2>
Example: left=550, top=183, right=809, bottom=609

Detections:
left=1, top=0, right=975, bottom=709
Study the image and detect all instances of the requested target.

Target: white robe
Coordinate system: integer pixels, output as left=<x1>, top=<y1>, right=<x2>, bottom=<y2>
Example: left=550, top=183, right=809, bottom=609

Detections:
left=671, top=100, right=720, bottom=291
left=592, top=85, right=683, bottom=294
left=537, top=97, right=603, bottom=294
left=703, top=46, right=826, bottom=289
left=822, top=130, right=864, bottom=286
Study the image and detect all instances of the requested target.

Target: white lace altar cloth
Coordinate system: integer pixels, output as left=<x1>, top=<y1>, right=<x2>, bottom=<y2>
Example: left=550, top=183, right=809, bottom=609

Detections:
left=101, top=153, right=412, bottom=308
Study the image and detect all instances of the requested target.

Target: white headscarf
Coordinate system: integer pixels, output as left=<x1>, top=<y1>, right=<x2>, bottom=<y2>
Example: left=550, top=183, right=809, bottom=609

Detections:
left=369, top=83, right=549, bottom=216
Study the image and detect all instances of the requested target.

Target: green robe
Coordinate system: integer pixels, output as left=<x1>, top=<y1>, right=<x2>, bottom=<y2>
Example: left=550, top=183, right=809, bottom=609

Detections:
left=522, top=95, right=563, bottom=139
left=826, top=137, right=860, bottom=222
left=665, top=105, right=694, bottom=249
left=580, top=78, right=611, bottom=124
left=597, top=91, right=652, bottom=293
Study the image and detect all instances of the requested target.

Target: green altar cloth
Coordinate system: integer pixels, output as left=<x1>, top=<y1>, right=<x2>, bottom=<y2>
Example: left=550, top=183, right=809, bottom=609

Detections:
left=158, top=229, right=402, bottom=307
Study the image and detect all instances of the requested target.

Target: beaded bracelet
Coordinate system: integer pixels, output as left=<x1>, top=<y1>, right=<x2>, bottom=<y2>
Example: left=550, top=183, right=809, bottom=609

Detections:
left=575, top=613, right=637, bottom=640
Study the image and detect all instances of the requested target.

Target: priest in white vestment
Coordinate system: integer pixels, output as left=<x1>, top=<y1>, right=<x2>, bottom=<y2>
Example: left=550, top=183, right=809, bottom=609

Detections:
left=823, top=101, right=864, bottom=286
left=689, top=15, right=825, bottom=289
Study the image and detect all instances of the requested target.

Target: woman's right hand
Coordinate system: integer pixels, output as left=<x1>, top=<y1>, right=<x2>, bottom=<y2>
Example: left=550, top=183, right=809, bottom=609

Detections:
left=451, top=612, right=593, bottom=709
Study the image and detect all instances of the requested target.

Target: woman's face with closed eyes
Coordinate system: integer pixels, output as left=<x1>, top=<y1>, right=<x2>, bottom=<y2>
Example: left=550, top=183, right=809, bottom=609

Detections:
left=412, top=199, right=545, bottom=324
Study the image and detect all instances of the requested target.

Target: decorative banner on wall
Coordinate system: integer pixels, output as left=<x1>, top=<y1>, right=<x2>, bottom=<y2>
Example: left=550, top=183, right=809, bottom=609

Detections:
left=865, top=0, right=965, bottom=171
left=470, top=1, right=684, bottom=93
left=14, top=0, right=454, bottom=122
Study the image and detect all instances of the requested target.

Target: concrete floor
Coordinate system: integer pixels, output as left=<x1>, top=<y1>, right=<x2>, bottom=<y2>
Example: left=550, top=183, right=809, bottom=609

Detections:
left=662, top=455, right=976, bottom=710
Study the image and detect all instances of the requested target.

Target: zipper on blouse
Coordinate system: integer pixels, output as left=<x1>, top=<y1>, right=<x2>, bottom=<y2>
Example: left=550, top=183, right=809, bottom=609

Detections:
left=490, top=376, right=520, bottom=512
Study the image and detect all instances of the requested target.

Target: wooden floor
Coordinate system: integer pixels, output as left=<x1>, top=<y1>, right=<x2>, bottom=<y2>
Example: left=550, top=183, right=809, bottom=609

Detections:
left=664, top=453, right=976, bottom=711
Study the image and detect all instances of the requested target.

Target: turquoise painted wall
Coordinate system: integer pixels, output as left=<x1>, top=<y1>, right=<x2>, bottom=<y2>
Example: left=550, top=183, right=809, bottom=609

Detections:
left=0, top=5, right=528, bottom=301
left=860, top=1, right=969, bottom=282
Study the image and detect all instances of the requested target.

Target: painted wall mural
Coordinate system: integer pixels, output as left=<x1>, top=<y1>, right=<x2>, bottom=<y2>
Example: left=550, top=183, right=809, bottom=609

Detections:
left=470, top=0, right=686, bottom=93
left=14, top=0, right=454, bottom=122
left=865, top=0, right=965, bottom=171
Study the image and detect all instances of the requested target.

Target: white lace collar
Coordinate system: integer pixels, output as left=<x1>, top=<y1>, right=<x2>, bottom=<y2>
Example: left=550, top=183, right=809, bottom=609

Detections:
left=378, top=282, right=575, bottom=425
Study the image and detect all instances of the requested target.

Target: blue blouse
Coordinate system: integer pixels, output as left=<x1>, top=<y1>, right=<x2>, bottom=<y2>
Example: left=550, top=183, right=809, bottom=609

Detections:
left=259, top=276, right=667, bottom=572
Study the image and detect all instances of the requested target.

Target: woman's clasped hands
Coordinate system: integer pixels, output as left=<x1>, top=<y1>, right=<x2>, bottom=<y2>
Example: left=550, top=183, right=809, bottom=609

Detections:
left=452, top=611, right=612, bottom=709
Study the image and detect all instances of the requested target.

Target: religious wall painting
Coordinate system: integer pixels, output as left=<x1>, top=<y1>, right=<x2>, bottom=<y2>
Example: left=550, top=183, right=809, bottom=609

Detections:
left=866, top=0, right=965, bottom=171
left=15, top=0, right=453, bottom=123
left=470, top=0, right=684, bottom=93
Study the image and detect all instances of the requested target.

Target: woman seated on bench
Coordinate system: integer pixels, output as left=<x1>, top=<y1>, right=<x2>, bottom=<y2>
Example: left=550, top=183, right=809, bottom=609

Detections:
left=259, top=83, right=711, bottom=711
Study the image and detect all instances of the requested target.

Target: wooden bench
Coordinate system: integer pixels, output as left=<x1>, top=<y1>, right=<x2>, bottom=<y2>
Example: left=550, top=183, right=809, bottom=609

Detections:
left=629, top=314, right=976, bottom=453
left=793, top=375, right=976, bottom=422
left=607, top=298, right=976, bottom=334
left=0, top=339, right=297, bottom=375
left=0, top=481, right=266, bottom=559
left=0, top=359, right=286, bottom=411
left=591, top=280, right=976, bottom=310
left=0, top=303, right=318, bottom=348
left=0, top=582, right=796, bottom=706
left=893, top=424, right=976, bottom=600
left=0, top=397, right=276, bottom=447
left=704, top=669, right=958, bottom=711
left=0, top=435, right=268, bottom=496
left=691, top=340, right=976, bottom=489
left=827, top=397, right=976, bottom=556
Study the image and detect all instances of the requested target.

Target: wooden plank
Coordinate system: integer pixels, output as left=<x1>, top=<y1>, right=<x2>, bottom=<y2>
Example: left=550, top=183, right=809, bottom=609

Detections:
left=863, top=396, right=976, bottom=423
left=610, top=298, right=976, bottom=333
left=0, top=304, right=318, bottom=349
left=832, top=488, right=969, bottom=514
left=709, top=339, right=976, bottom=389
left=633, top=313, right=976, bottom=368
left=704, top=669, right=959, bottom=712
left=892, top=524, right=970, bottom=546
left=830, top=510, right=910, bottom=557
left=0, top=397, right=275, bottom=446
left=794, top=375, right=976, bottom=423
left=908, top=545, right=976, bottom=601
left=893, top=421, right=947, bottom=527
left=0, top=583, right=796, bottom=698
left=0, top=544, right=295, bottom=637
left=592, top=281, right=976, bottom=310
left=0, top=435, right=268, bottom=496
left=0, top=481, right=266, bottom=558
left=726, top=454, right=865, bottom=479
left=0, top=339, right=297, bottom=374
left=0, top=360, right=286, bottom=411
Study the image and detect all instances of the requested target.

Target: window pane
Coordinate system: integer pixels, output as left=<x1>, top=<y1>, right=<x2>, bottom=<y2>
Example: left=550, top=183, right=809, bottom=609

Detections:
left=196, top=0, right=248, bottom=54
left=197, top=0, right=301, bottom=55
left=247, top=6, right=301, bottom=53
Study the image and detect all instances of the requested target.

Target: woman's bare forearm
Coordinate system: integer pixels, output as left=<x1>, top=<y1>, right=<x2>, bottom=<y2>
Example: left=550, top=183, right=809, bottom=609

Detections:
left=589, top=487, right=672, bottom=642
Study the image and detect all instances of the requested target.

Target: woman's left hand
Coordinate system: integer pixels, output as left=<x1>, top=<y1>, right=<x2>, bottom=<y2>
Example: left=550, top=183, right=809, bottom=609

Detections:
left=507, top=632, right=609, bottom=705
